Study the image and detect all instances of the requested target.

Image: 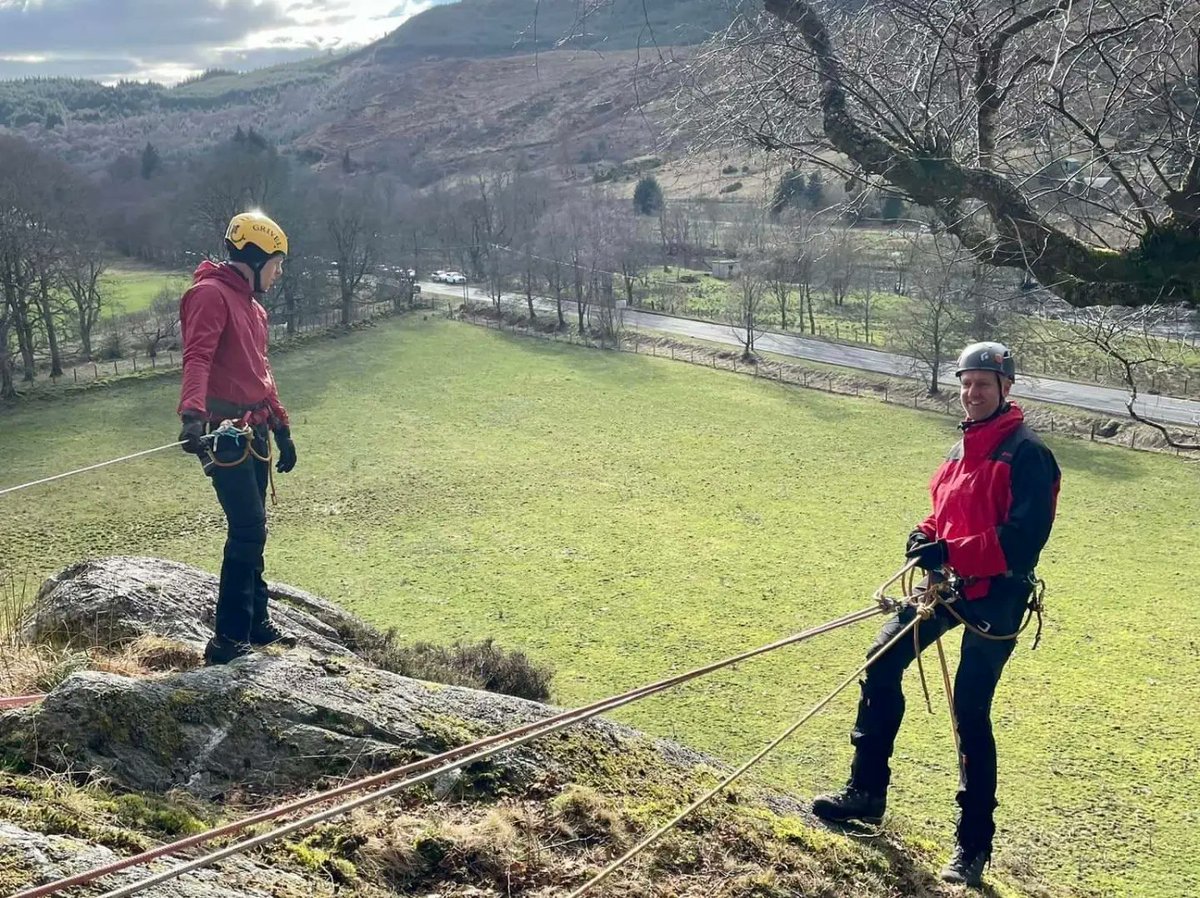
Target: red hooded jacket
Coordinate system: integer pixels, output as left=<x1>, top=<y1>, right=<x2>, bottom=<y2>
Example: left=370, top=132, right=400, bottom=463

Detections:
left=915, top=404, right=1060, bottom=600
left=177, top=261, right=289, bottom=428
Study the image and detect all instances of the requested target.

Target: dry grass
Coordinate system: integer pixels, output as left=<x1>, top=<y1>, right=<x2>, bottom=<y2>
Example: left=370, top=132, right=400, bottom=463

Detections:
left=0, top=571, right=200, bottom=697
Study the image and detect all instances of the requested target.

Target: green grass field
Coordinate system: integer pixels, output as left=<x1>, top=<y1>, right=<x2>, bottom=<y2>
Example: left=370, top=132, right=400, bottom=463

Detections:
left=1, top=318, right=1197, bottom=898
left=103, top=266, right=190, bottom=316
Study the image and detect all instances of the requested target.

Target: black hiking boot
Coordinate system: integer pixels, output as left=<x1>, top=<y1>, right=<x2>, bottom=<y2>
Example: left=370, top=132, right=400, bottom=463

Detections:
left=249, top=619, right=297, bottom=648
left=811, top=785, right=887, bottom=825
left=939, top=843, right=991, bottom=888
left=203, top=635, right=255, bottom=666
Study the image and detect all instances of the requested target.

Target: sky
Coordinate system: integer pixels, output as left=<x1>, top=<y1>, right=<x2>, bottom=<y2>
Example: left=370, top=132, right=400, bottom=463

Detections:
left=0, top=0, right=447, bottom=84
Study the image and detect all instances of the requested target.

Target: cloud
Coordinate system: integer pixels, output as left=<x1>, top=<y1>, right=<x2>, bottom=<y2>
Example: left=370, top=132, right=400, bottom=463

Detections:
left=0, top=0, right=289, bottom=54
left=0, top=0, right=440, bottom=82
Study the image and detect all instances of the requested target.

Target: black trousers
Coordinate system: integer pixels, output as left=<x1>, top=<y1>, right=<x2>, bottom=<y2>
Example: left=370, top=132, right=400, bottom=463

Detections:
left=849, top=588, right=1028, bottom=850
left=204, top=426, right=271, bottom=642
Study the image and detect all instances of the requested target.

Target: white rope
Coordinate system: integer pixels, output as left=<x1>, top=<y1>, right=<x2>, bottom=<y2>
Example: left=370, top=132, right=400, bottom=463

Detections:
left=0, top=442, right=187, bottom=498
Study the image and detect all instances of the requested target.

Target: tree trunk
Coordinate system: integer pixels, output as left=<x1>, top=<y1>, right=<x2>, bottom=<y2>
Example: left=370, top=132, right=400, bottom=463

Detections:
left=805, top=286, right=815, bottom=334
left=574, top=274, right=585, bottom=333
left=15, top=307, right=36, bottom=382
left=0, top=307, right=13, bottom=399
left=77, top=301, right=94, bottom=360
left=340, top=275, right=352, bottom=326
left=38, top=277, right=63, bottom=377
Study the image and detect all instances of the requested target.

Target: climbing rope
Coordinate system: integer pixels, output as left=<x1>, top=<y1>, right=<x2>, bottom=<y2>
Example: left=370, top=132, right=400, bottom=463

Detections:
left=0, top=442, right=188, bottom=498
left=565, top=578, right=944, bottom=898
left=0, top=693, right=46, bottom=710
left=877, top=560, right=1043, bottom=780
left=12, top=604, right=886, bottom=898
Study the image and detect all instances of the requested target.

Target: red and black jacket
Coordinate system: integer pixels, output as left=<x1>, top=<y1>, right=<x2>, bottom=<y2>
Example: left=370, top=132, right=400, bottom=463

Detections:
left=914, top=403, right=1060, bottom=600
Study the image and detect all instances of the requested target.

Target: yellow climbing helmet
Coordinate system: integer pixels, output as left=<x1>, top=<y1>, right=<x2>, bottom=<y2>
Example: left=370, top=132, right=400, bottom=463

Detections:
left=225, top=211, right=288, bottom=259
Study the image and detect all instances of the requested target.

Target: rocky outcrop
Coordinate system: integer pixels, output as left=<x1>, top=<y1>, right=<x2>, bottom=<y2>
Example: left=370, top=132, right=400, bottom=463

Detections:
left=5, top=557, right=704, bottom=801
left=0, top=822, right=318, bottom=898
left=21, top=556, right=363, bottom=657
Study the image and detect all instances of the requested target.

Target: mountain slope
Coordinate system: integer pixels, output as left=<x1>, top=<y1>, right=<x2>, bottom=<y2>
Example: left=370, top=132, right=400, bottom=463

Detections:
left=372, top=0, right=742, bottom=61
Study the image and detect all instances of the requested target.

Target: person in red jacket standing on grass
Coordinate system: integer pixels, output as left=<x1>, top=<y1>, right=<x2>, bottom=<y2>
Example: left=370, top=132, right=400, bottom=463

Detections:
left=176, top=211, right=299, bottom=666
left=811, top=341, right=1061, bottom=889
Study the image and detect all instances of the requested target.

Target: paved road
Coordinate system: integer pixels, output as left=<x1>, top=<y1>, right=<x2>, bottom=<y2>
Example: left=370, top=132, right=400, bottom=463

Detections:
left=421, top=282, right=1200, bottom=427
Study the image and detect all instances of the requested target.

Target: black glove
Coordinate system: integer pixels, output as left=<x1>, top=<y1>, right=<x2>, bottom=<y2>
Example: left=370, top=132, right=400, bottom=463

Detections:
left=274, top=426, right=297, bottom=474
left=905, top=537, right=949, bottom=572
left=179, top=415, right=206, bottom=455
left=905, top=528, right=933, bottom=554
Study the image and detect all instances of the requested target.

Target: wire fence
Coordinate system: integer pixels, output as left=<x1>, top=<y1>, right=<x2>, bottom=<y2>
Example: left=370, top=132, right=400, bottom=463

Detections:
left=456, top=305, right=1200, bottom=462
left=8, top=297, right=430, bottom=394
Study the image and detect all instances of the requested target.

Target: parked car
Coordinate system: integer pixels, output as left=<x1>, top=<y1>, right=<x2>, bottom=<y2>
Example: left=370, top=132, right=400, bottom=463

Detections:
left=431, top=270, right=448, bottom=282
left=444, top=271, right=467, bottom=285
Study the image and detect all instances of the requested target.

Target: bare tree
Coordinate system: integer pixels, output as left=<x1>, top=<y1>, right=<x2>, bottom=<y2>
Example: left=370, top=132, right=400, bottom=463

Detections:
left=727, top=265, right=768, bottom=359
left=189, top=129, right=292, bottom=258
left=687, top=1, right=1200, bottom=308
left=128, top=289, right=181, bottom=359
left=821, top=225, right=857, bottom=308
left=325, top=189, right=380, bottom=326
left=535, top=216, right=569, bottom=327
left=764, top=252, right=796, bottom=331
left=60, top=243, right=107, bottom=361
left=890, top=234, right=971, bottom=394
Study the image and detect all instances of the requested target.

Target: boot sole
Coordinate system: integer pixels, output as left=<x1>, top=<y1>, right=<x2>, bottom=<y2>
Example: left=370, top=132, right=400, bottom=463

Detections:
left=812, top=809, right=885, bottom=826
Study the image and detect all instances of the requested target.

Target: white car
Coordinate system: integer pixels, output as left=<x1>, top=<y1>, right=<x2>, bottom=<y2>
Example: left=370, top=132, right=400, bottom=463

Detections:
left=431, top=270, right=448, bottom=282
left=444, top=271, right=467, bottom=285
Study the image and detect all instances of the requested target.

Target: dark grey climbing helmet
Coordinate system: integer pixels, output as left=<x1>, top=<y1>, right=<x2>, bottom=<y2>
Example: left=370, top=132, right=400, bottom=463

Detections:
left=955, top=341, right=1015, bottom=381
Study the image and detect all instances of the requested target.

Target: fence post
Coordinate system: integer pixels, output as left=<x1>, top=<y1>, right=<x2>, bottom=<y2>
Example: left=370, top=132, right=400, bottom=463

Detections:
left=93, top=363, right=99, bottom=380
left=113, top=361, right=119, bottom=376
left=1090, top=422, right=1096, bottom=441
left=132, top=356, right=137, bottom=372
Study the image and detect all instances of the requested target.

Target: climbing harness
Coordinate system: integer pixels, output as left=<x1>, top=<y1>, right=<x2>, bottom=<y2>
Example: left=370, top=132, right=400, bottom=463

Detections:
left=200, top=418, right=277, bottom=504
left=876, top=560, right=1045, bottom=779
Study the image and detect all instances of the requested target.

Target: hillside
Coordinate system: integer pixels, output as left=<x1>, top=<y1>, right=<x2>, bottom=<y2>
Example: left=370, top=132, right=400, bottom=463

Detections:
left=372, top=0, right=743, bottom=61
left=295, top=48, right=681, bottom=183
left=0, top=0, right=739, bottom=186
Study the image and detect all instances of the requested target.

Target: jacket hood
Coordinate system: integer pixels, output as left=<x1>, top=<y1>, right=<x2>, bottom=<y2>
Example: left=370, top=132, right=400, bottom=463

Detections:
left=192, top=260, right=252, bottom=296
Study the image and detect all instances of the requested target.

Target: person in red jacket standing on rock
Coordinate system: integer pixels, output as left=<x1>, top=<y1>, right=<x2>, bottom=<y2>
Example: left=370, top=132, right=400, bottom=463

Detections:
left=811, top=341, right=1061, bottom=889
left=177, top=211, right=298, bottom=666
